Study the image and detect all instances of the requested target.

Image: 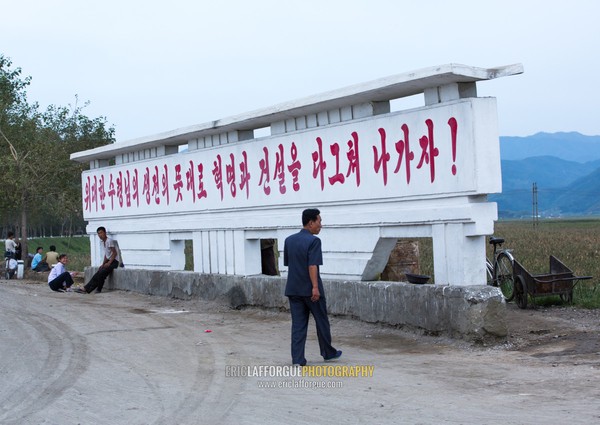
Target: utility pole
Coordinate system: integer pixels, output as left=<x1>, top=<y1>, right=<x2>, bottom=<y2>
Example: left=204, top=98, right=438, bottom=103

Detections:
left=532, top=182, right=538, bottom=227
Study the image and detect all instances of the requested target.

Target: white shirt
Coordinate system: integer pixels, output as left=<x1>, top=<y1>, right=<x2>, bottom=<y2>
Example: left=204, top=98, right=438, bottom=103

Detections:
left=103, top=237, right=120, bottom=262
left=5, top=239, right=17, bottom=253
left=48, top=262, right=66, bottom=283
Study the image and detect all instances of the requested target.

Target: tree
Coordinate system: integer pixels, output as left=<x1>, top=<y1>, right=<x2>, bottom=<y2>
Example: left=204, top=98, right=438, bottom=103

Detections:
left=0, top=54, right=115, bottom=256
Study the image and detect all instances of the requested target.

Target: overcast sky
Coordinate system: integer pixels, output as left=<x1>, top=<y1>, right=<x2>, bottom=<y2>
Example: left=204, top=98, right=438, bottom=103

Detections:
left=2, top=0, right=598, bottom=142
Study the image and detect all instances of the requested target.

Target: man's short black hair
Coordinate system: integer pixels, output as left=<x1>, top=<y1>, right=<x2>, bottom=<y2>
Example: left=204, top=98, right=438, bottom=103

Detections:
left=302, top=208, right=320, bottom=226
left=36, top=246, right=43, bottom=251
left=97, top=226, right=106, bottom=233
left=49, top=245, right=56, bottom=251
left=7, top=231, right=14, bottom=238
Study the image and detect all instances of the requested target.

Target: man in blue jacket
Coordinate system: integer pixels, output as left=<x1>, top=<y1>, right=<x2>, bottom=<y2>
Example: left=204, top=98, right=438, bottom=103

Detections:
left=32, top=246, right=50, bottom=272
left=284, top=208, right=342, bottom=366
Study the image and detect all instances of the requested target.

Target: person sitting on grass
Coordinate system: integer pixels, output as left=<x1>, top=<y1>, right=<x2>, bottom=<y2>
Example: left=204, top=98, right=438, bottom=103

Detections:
left=48, top=254, right=75, bottom=292
left=45, top=245, right=60, bottom=268
left=32, top=247, right=50, bottom=272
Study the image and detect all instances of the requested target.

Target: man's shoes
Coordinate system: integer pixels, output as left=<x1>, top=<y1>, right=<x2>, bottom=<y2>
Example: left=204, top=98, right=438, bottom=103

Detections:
left=324, top=350, right=342, bottom=361
left=293, top=360, right=307, bottom=367
left=75, top=288, right=87, bottom=294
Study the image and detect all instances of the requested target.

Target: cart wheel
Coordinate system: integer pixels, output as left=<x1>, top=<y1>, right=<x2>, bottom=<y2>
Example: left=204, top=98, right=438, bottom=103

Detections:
left=515, top=275, right=528, bottom=309
left=559, top=291, right=573, bottom=304
left=495, top=252, right=515, bottom=302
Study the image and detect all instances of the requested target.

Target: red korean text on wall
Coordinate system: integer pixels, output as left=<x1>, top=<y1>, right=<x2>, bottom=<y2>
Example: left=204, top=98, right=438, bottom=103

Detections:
left=83, top=116, right=461, bottom=214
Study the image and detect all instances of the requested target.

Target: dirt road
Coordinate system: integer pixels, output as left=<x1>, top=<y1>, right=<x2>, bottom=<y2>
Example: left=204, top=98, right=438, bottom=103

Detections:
left=1, top=279, right=599, bottom=425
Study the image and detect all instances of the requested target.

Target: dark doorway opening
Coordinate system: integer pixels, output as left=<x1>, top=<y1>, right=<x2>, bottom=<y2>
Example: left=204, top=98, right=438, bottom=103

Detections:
left=260, top=239, right=279, bottom=276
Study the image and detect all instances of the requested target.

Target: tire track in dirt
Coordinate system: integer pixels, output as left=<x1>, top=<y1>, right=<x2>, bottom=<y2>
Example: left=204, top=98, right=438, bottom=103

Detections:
left=170, top=313, right=249, bottom=425
left=65, top=295, right=248, bottom=424
left=0, top=303, right=90, bottom=424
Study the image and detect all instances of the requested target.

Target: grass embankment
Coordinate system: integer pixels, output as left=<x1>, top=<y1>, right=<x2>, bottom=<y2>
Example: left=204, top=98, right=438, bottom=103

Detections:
left=27, top=236, right=90, bottom=272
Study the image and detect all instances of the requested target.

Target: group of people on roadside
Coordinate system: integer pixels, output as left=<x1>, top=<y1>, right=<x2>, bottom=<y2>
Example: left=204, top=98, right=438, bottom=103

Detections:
left=31, top=245, right=59, bottom=272
left=3, top=227, right=121, bottom=294
left=19, top=241, right=83, bottom=293
left=4, top=232, right=58, bottom=272
left=48, top=226, right=121, bottom=294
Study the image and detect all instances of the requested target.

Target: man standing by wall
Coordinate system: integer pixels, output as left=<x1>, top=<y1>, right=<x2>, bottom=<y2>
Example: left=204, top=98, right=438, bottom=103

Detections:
left=78, top=227, right=120, bottom=294
left=283, top=208, right=342, bottom=366
left=4, top=231, right=17, bottom=258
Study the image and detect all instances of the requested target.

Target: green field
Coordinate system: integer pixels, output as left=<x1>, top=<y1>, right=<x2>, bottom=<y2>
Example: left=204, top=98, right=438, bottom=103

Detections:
left=493, top=219, right=600, bottom=308
left=27, top=236, right=91, bottom=272
left=415, top=218, right=600, bottom=308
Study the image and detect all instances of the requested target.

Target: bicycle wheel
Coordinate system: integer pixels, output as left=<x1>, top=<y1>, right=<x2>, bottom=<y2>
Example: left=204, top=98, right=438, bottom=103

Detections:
left=495, top=252, right=515, bottom=301
left=485, top=259, right=494, bottom=285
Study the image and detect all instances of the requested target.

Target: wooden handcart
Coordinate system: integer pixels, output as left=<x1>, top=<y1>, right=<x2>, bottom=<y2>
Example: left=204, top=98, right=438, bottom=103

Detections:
left=513, top=255, right=592, bottom=309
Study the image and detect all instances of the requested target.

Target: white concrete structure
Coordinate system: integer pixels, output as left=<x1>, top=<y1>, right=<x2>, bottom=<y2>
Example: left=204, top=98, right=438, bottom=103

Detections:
left=71, top=63, right=523, bottom=285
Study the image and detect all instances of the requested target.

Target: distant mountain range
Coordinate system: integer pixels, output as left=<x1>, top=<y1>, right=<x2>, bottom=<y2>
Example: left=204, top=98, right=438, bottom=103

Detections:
left=500, top=132, right=600, bottom=162
left=491, top=132, right=600, bottom=218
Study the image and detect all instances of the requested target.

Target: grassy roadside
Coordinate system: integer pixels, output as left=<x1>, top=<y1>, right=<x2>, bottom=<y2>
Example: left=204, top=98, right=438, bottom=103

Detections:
left=26, top=236, right=90, bottom=272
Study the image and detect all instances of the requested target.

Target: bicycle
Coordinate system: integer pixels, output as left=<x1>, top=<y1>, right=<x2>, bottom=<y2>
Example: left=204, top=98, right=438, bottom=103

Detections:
left=486, top=236, right=515, bottom=301
left=3, top=255, right=17, bottom=279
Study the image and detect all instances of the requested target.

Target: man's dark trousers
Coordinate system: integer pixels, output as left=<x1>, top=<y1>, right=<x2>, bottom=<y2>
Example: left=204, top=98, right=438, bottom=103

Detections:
left=84, top=261, right=118, bottom=293
left=288, top=295, right=337, bottom=365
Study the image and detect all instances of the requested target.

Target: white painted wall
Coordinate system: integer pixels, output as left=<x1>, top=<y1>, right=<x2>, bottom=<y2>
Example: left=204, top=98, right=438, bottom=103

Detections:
left=72, top=64, right=523, bottom=285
